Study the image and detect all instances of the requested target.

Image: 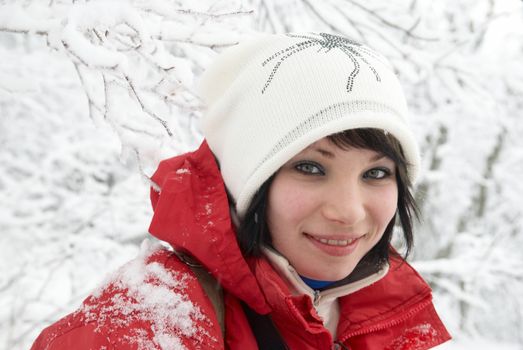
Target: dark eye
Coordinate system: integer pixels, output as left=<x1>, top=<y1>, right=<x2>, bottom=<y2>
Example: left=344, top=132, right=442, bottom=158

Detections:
left=364, top=168, right=391, bottom=179
left=295, top=161, right=325, bottom=175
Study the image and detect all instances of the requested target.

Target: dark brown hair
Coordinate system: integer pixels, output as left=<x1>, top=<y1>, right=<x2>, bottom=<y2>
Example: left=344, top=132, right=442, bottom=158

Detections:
left=235, top=128, right=418, bottom=280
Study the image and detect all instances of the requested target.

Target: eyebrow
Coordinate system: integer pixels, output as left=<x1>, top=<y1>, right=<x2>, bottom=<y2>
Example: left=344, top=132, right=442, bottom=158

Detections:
left=312, top=147, right=335, bottom=159
left=311, top=147, right=388, bottom=160
left=371, top=154, right=387, bottom=161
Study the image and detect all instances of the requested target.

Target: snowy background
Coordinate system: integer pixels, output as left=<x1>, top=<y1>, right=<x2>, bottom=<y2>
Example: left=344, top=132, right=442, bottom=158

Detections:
left=1, top=1, right=523, bottom=349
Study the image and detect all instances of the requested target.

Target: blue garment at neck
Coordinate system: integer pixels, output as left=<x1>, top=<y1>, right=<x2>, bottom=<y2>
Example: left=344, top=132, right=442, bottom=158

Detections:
left=300, top=275, right=336, bottom=290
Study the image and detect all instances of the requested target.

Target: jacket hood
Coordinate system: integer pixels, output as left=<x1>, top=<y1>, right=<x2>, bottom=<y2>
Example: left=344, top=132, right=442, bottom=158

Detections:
left=148, top=140, right=269, bottom=314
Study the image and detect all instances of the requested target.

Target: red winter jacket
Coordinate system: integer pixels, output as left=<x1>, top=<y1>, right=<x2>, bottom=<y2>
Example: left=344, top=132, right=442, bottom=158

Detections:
left=31, top=141, right=451, bottom=350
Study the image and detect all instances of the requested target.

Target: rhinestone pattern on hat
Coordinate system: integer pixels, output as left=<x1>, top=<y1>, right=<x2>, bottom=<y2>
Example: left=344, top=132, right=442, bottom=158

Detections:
left=261, top=33, right=383, bottom=94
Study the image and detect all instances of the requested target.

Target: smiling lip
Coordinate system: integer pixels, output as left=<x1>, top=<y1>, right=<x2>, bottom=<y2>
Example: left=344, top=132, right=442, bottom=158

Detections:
left=305, top=233, right=362, bottom=256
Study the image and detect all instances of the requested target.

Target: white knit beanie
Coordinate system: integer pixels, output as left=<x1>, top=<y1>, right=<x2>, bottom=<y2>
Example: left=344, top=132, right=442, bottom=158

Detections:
left=199, top=32, right=420, bottom=218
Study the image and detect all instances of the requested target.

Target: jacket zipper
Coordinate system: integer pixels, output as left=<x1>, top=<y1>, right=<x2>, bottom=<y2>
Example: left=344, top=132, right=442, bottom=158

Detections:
left=313, top=290, right=321, bottom=306
left=337, top=294, right=433, bottom=343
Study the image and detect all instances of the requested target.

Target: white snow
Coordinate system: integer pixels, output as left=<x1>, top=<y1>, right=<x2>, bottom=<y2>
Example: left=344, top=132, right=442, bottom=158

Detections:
left=176, top=168, right=191, bottom=174
left=85, top=240, right=209, bottom=350
left=433, top=338, right=521, bottom=350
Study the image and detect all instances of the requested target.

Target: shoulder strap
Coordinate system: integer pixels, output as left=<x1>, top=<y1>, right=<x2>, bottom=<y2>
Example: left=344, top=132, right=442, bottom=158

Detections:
left=173, top=250, right=225, bottom=336
left=241, top=302, right=289, bottom=350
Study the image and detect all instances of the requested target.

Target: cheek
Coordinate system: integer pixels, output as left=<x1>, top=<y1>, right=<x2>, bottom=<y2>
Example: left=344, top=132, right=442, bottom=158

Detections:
left=267, top=176, right=317, bottom=235
left=369, top=185, right=398, bottom=229
left=267, top=178, right=300, bottom=226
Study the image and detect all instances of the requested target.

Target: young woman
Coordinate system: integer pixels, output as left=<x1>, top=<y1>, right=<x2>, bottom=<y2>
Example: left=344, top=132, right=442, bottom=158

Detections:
left=31, top=32, right=451, bottom=349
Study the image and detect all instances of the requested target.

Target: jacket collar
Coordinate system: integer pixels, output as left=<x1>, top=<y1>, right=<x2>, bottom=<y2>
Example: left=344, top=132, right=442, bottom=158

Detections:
left=148, top=140, right=270, bottom=314
left=263, top=247, right=389, bottom=301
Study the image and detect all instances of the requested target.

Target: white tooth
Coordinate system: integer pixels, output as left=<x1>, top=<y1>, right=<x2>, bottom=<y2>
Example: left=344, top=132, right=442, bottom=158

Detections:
left=313, top=236, right=358, bottom=246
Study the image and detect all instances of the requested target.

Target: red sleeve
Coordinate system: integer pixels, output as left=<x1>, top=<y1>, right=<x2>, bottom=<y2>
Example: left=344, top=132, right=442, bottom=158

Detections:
left=31, top=321, right=113, bottom=350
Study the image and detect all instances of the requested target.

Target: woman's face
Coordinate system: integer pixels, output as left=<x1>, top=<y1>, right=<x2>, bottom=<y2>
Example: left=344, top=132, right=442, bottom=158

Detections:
left=267, top=137, right=398, bottom=281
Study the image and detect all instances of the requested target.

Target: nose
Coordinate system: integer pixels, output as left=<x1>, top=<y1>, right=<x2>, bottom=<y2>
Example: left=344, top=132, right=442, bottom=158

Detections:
left=321, top=178, right=366, bottom=226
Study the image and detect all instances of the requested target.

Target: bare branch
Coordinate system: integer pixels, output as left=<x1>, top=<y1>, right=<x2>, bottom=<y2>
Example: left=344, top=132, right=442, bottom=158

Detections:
left=344, top=0, right=439, bottom=42
left=124, top=75, right=173, bottom=137
left=0, top=27, right=48, bottom=36
left=139, top=6, right=254, bottom=20
left=72, top=62, right=104, bottom=121
left=149, top=34, right=239, bottom=49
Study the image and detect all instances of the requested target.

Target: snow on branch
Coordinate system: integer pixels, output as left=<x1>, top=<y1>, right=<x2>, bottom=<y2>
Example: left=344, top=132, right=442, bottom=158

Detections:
left=0, top=0, right=252, bottom=173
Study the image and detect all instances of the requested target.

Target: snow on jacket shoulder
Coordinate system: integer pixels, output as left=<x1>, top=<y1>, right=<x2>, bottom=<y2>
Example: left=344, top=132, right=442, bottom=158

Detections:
left=30, top=243, right=223, bottom=350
